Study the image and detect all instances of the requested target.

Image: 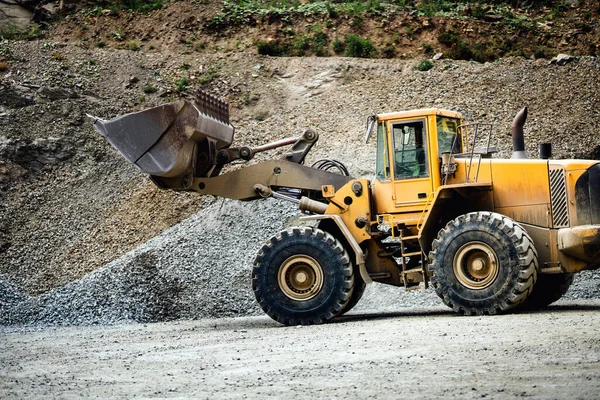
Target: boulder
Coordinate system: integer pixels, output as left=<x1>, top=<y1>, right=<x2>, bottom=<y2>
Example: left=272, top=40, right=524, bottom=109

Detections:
left=550, top=54, right=575, bottom=66
left=0, top=0, right=34, bottom=31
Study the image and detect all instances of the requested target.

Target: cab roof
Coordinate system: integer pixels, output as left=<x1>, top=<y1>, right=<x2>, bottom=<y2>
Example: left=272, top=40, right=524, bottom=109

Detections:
left=377, top=108, right=462, bottom=121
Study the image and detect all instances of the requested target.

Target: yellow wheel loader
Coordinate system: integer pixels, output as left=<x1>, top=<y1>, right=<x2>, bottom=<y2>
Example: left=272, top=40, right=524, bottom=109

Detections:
left=91, top=92, right=599, bottom=325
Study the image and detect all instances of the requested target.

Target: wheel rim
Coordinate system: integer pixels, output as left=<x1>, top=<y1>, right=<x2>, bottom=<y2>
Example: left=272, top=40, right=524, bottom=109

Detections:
left=453, top=241, right=499, bottom=289
left=278, top=255, right=324, bottom=301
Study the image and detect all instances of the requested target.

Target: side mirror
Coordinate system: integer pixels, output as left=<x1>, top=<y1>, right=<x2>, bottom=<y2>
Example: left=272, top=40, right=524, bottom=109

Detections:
left=364, top=114, right=377, bottom=143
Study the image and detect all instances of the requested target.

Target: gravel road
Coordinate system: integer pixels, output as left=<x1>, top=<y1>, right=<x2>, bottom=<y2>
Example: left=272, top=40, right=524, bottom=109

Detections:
left=2, top=300, right=599, bottom=399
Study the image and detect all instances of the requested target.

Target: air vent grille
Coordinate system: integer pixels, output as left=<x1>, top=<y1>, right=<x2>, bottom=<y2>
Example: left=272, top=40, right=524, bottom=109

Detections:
left=549, top=168, right=569, bottom=228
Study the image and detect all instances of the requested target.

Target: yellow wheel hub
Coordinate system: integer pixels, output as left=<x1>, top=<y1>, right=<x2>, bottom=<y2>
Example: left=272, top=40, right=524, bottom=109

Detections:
left=278, top=255, right=324, bottom=301
left=453, top=242, right=499, bottom=289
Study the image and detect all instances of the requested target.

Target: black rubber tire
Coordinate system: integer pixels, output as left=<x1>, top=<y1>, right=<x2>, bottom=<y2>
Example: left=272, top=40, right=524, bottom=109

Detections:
left=252, top=227, right=354, bottom=325
left=428, top=212, right=538, bottom=315
left=519, top=273, right=574, bottom=309
left=338, top=270, right=366, bottom=315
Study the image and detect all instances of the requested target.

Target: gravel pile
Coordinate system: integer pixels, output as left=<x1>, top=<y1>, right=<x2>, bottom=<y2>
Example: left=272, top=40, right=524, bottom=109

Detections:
left=0, top=274, right=30, bottom=309
left=1, top=199, right=294, bottom=325
left=1, top=198, right=596, bottom=327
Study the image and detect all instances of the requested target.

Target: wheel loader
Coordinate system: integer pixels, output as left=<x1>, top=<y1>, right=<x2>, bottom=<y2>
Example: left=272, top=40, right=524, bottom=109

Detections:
left=91, top=92, right=600, bottom=325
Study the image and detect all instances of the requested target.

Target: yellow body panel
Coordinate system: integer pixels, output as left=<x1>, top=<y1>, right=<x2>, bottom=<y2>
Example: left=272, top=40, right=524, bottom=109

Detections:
left=323, top=179, right=372, bottom=244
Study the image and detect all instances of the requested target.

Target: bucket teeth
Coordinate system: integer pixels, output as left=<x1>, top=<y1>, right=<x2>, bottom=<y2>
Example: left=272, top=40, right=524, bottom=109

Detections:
left=195, top=90, right=229, bottom=124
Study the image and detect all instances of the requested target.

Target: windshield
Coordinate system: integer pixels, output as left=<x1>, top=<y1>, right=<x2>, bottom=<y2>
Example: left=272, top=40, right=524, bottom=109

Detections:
left=437, top=117, right=462, bottom=156
left=392, top=119, right=429, bottom=180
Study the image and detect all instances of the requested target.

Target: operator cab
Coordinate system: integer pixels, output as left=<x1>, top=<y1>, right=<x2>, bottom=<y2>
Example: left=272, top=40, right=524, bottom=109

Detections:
left=368, top=109, right=464, bottom=220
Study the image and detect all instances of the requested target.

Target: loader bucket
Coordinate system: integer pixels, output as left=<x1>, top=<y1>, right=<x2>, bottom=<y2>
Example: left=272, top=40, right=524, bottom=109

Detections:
left=91, top=92, right=234, bottom=179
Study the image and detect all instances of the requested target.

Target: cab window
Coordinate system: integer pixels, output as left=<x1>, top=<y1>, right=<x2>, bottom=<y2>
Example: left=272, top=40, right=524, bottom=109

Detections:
left=375, top=122, right=390, bottom=181
left=392, top=120, right=429, bottom=180
left=437, top=117, right=462, bottom=156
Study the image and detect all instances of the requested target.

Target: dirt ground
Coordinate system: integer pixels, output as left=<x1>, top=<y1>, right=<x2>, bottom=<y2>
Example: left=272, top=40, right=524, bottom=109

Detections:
left=2, top=300, right=599, bottom=399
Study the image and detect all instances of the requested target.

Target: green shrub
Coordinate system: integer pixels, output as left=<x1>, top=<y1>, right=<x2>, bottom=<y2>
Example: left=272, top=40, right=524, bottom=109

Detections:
left=254, top=110, right=269, bottom=121
left=450, top=41, right=474, bottom=60
left=293, top=36, right=311, bottom=56
left=197, top=65, right=220, bottom=85
left=344, top=35, right=377, bottom=58
left=0, top=23, right=43, bottom=40
left=423, top=43, right=434, bottom=55
left=119, top=0, right=164, bottom=13
left=417, top=60, right=433, bottom=71
left=0, top=43, right=17, bottom=61
left=143, top=85, right=157, bottom=94
left=205, top=15, right=227, bottom=31
left=381, top=43, right=396, bottom=58
left=257, top=40, right=287, bottom=56
left=312, top=31, right=328, bottom=56
left=417, top=0, right=453, bottom=17
left=127, top=41, right=140, bottom=51
left=438, top=29, right=460, bottom=46
left=333, top=37, right=345, bottom=54
left=175, top=77, right=188, bottom=93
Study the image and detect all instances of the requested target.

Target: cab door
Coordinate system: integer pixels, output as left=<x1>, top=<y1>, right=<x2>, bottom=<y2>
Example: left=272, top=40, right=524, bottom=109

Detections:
left=390, top=118, right=433, bottom=213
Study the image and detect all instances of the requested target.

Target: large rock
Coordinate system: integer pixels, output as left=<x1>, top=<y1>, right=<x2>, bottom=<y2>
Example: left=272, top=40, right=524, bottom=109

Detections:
left=0, top=0, right=33, bottom=31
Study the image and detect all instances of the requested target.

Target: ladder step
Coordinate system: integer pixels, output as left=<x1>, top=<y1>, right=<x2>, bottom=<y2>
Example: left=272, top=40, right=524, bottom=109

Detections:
left=401, top=235, right=419, bottom=241
left=405, top=282, right=425, bottom=291
left=402, top=251, right=422, bottom=257
left=368, top=272, right=392, bottom=280
left=403, top=268, right=424, bottom=275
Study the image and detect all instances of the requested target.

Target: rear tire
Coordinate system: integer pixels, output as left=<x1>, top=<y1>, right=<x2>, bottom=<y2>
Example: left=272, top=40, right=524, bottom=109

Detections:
left=519, top=273, right=574, bottom=309
left=428, top=212, right=538, bottom=315
left=252, top=227, right=354, bottom=325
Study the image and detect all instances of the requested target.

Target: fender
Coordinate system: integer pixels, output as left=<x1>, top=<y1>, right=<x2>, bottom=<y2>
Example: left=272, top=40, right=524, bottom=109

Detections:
left=300, top=214, right=372, bottom=284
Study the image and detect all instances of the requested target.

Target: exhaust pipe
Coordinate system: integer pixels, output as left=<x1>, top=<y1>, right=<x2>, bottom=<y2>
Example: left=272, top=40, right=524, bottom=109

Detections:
left=511, top=107, right=528, bottom=159
left=540, top=143, right=552, bottom=160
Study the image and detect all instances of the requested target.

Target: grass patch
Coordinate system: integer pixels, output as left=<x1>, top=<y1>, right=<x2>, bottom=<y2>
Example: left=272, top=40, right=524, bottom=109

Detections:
left=198, top=65, right=220, bottom=85
left=143, top=85, right=157, bottom=94
left=127, top=41, right=140, bottom=51
left=0, top=43, right=18, bottom=61
left=416, top=60, right=433, bottom=71
left=95, top=0, right=164, bottom=14
left=254, top=110, right=269, bottom=121
left=333, top=37, right=345, bottom=54
left=416, top=0, right=453, bottom=17
left=175, top=77, right=189, bottom=93
left=438, top=28, right=498, bottom=62
left=0, top=23, right=43, bottom=41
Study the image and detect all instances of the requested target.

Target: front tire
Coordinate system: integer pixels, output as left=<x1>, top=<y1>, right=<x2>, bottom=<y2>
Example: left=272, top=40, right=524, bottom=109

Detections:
left=338, top=270, right=366, bottom=315
left=428, top=212, right=538, bottom=315
left=252, top=227, right=354, bottom=325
